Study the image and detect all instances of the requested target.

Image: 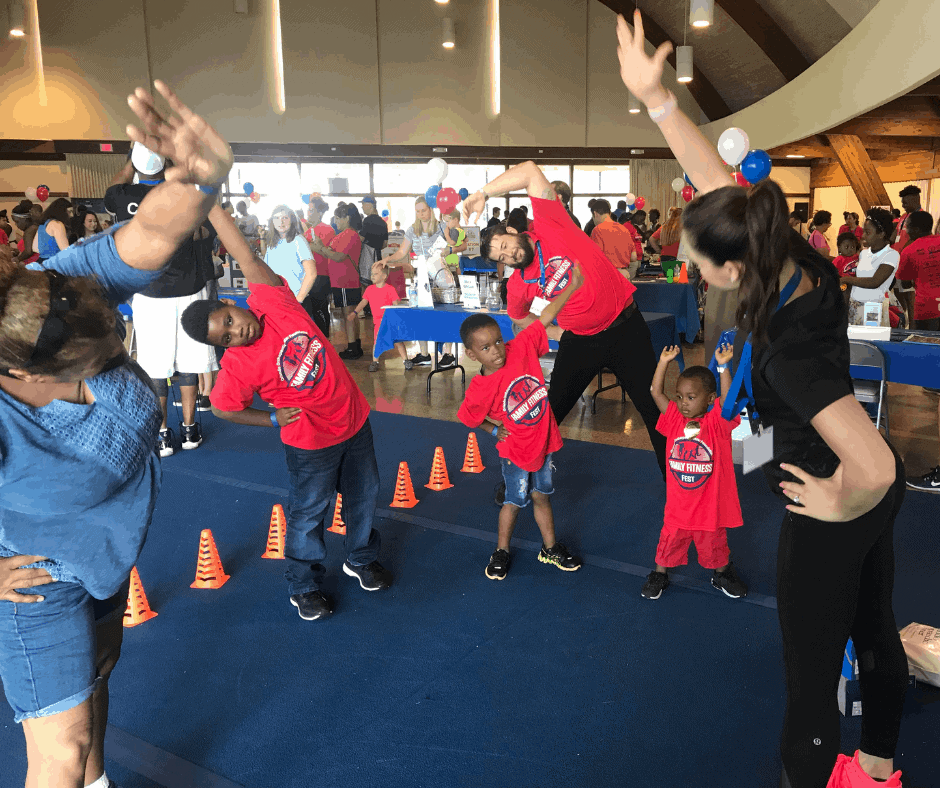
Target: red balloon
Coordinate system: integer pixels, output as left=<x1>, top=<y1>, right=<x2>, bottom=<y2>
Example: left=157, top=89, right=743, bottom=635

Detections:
left=36, top=185, right=49, bottom=202
left=733, top=172, right=750, bottom=187
left=634, top=196, right=646, bottom=210
left=250, top=191, right=261, bottom=204
left=681, top=185, right=694, bottom=203
left=436, top=187, right=459, bottom=215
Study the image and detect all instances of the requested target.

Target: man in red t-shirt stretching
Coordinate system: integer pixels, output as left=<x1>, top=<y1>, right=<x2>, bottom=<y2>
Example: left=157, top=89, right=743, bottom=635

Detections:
left=463, top=161, right=667, bottom=481
left=181, top=208, right=391, bottom=622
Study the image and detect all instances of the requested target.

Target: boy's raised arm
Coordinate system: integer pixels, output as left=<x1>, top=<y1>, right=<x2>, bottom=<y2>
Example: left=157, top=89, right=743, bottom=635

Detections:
left=651, top=346, right=680, bottom=414
left=208, top=205, right=282, bottom=287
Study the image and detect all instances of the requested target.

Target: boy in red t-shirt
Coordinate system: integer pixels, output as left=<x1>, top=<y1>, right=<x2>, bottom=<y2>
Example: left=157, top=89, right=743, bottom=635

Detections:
left=832, top=232, right=860, bottom=277
left=642, top=343, right=748, bottom=600
left=457, top=264, right=584, bottom=580
left=347, top=262, right=410, bottom=371
left=180, top=209, right=391, bottom=622
left=896, top=211, right=940, bottom=331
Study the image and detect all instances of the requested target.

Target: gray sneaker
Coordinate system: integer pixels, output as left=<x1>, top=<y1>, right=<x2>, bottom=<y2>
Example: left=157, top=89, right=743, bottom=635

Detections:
left=368, top=360, right=380, bottom=372
left=404, top=360, right=415, bottom=370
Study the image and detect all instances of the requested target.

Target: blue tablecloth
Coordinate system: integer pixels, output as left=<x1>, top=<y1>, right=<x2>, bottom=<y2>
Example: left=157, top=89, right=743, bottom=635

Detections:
left=851, top=339, right=940, bottom=388
left=630, top=281, right=700, bottom=339
left=374, top=305, right=681, bottom=367
left=459, top=256, right=495, bottom=273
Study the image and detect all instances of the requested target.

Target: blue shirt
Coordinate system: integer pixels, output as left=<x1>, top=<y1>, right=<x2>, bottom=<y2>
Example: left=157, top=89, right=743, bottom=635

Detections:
left=264, top=235, right=313, bottom=295
left=1, top=228, right=165, bottom=599
left=36, top=221, right=61, bottom=259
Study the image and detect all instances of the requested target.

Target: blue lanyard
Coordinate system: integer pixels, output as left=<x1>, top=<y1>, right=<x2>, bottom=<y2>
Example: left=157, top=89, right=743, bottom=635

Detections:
left=521, top=240, right=546, bottom=290
left=721, top=268, right=802, bottom=421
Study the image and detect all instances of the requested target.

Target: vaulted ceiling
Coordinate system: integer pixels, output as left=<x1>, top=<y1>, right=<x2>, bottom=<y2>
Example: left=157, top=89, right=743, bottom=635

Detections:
left=596, top=0, right=880, bottom=121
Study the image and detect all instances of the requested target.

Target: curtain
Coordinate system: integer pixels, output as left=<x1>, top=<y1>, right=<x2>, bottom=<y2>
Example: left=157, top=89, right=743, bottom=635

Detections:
left=628, top=159, right=684, bottom=223
left=66, top=154, right=126, bottom=200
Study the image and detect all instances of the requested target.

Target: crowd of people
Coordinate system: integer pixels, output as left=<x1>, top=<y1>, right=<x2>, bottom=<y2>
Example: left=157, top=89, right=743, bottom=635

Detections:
left=0, top=8, right=930, bottom=788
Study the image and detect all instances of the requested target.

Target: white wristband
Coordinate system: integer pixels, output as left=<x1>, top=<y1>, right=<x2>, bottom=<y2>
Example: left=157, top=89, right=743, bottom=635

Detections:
left=716, top=365, right=728, bottom=373
left=647, top=91, right=678, bottom=123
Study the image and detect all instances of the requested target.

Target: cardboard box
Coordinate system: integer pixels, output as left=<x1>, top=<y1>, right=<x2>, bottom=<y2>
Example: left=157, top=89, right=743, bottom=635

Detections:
left=838, top=674, right=862, bottom=716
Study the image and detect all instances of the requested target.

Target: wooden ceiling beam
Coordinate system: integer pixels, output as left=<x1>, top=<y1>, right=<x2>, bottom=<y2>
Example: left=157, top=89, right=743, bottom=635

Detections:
left=595, top=0, right=732, bottom=121
left=824, top=133, right=893, bottom=212
left=908, top=75, right=940, bottom=97
left=828, top=117, right=940, bottom=137
left=714, top=0, right=810, bottom=81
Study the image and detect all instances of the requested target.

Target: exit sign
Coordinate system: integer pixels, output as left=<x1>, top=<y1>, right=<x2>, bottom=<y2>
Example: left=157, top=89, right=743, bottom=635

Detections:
left=99, top=143, right=113, bottom=152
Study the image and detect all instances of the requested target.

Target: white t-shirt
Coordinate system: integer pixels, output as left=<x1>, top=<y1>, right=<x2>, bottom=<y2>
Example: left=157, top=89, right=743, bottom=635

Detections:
left=264, top=235, right=313, bottom=294
left=851, top=245, right=901, bottom=303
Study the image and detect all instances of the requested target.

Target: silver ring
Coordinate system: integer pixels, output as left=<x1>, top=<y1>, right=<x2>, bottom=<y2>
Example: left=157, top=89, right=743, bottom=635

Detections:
left=793, top=495, right=800, bottom=504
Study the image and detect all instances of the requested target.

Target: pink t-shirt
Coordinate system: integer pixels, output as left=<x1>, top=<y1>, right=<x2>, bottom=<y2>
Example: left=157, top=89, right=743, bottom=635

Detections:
left=808, top=230, right=830, bottom=256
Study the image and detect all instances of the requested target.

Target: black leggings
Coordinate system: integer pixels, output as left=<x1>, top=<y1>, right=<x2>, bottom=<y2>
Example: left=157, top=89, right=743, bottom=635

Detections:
left=547, top=306, right=667, bottom=477
left=302, top=279, right=331, bottom=338
left=778, top=444, right=908, bottom=787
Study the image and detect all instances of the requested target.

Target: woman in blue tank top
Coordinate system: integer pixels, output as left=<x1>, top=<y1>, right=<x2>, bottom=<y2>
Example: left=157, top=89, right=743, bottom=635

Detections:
left=34, top=198, right=72, bottom=260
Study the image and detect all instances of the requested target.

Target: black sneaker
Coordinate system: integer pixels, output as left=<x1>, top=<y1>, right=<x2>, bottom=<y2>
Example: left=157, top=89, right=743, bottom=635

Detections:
left=485, top=548, right=511, bottom=580
left=196, top=394, right=212, bottom=411
left=538, top=543, right=582, bottom=571
left=158, top=428, right=175, bottom=458
left=180, top=422, right=203, bottom=450
left=494, top=481, right=505, bottom=506
left=712, top=563, right=748, bottom=598
left=906, top=466, right=940, bottom=492
left=410, top=353, right=432, bottom=367
left=289, top=590, right=332, bottom=620
left=339, top=344, right=364, bottom=360
left=641, top=570, right=669, bottom=599
left=343, top=560, right=392, bottom=591
left=439, top=353, right=456, bottom=368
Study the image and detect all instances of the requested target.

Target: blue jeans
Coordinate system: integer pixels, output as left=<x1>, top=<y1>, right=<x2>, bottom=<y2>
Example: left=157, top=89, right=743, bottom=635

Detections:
left=500, top=454, right=555, bottom=508
left=283, top=420, right=380, bottom=596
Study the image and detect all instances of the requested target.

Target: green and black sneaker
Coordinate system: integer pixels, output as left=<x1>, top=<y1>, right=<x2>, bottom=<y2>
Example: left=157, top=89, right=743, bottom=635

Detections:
left=538, top=542, right=582, bottom=571
left=486, top=548, right=511, bottom=580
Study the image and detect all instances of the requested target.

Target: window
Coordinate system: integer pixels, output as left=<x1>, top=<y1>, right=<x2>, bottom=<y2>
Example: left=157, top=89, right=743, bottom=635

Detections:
left=373, top=163, right=430, bottom=195
left=572, top=165, right=630, bottom=195
left=300, top=163, right=370, bottom=195
left=572, top=196, right=626, bottom=224
left=509, top=164, right=571, bottom=194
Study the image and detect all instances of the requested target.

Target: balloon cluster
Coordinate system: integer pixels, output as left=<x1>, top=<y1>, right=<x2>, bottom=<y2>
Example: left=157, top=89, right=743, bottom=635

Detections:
left=621, top=193, right=646, bottom=212
left=670, top=175, right=696, bottom=203
left=423, top=159, right=470, bottom=215
left=717, top=127, right=772, bottom=186
left=243, top=182, right=260, bottom=203
left=24, top=185, right=50, bottom=202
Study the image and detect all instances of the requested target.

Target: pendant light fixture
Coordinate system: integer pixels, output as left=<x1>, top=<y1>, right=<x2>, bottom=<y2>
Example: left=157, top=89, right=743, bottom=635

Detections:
left=442, top=17, right=455, bottom=49
left=8, top=0, right=26, bottom=36
left=628, top=93, right=641, bottom=114
left=677, top=0, right=693, bottom=83
left=690, top=0, right=713, bottom=28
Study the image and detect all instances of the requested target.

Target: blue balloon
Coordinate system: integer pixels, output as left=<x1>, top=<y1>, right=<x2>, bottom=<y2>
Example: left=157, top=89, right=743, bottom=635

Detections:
left=425, top=184, right=441, bottom=209
left=458, top=187, right=469, bottom=200
left=243, top=182, right=254, bottom=195
left=381, top=210, right=390, bottom=218
left=683, top=173, right=693, bottom=187
left=627, top=203, right=635, bottom=212
left=740, top=149, right=772, bottom=183
left=302, top=194, right=310, bottom=205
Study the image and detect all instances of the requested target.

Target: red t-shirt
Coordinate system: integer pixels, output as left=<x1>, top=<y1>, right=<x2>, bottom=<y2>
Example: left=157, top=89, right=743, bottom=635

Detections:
left=892, top=214, right=911, bottom=252
left=0, top=228, right=8, bottom=246
left=305, top=222, right=335, bottom=282
left=897, top=235, right=940, bottom=320
left=457, top=322, right=562, bottom=472
left=210, top=279, right=370, bottom=451
left=657, top=399, right=742, bottom=532
left=327, top=228, right=362, bottom=288
left=832, top=254, right=859, bottom=276
left=624, top=221, right=644, bottom=257
left=507, top=197, right=633, bottom=335
left=362, top=283, right=400, bottom=338
left=652, top=226, right=680, bottom=258
left=590, top=221, right=635, bottom=269
left=838, top=225, right=863, bottom=240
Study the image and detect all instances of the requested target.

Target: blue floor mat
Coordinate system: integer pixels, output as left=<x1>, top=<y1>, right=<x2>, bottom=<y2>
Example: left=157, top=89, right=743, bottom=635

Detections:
left=1, top=411, right=937, bottom=788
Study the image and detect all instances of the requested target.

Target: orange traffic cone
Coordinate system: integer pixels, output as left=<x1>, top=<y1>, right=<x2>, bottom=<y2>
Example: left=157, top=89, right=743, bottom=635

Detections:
left=677, top=261, right=689, bottom=283
left=425, top=446, right=454, bottom=491
left=123, top=566, right=158, bottom=628
left=262, top=504, right=286, bottom=559
left=389, top=461, right=419, bottom=508
left=190, top=529, right=231, bottom=589
left=328, top=494, right=346, bottom=535
left=460, top=432, right=485, bottom=473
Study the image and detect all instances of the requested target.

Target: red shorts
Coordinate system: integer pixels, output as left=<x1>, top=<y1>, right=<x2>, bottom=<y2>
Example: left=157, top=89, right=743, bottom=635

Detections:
left=655, top=524, right=729, bottom=570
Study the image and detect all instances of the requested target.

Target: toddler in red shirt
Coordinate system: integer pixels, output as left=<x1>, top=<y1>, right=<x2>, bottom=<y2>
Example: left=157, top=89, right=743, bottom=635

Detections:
left=832, top=232, right=861, bottom=277
left=457, top=264, right=584, bottom=580
left=347, top=262, right=410, bottom=372
left=641, top=343, right=748, bottom=600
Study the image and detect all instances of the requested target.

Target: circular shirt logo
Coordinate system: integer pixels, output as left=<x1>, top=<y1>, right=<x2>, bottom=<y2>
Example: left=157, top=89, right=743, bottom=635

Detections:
left=668, top=437, right=714, bottom=490
left=504, top=375, right=549, bottom=426
left=278, top=331, right=326, bottom=390
left=542, top=256, right=572, bottom=298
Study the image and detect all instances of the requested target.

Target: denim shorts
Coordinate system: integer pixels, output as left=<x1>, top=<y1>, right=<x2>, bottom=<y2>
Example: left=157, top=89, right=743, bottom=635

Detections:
left=0, top=578, right=126, bottom=723
left=500, top=454, right=555, bottom=508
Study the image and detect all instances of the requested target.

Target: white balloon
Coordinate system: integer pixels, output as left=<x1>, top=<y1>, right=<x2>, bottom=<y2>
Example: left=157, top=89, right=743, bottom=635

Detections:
left=671, top=177, right=685, bottom=193
left=428, top=158, right=448, bottom=185
left=625, top=193, right=636, bottom=204
left=717, top=127, right=750, bottom=167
